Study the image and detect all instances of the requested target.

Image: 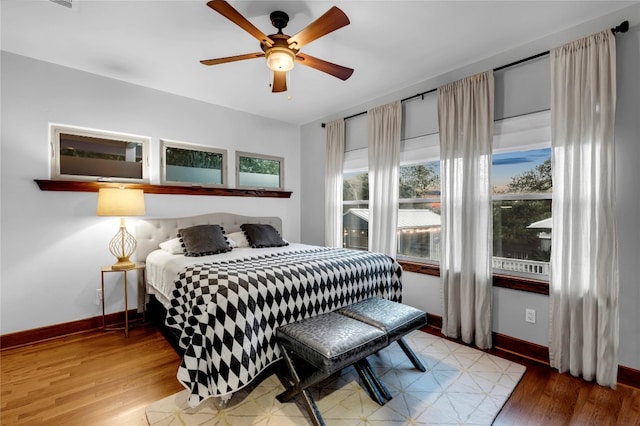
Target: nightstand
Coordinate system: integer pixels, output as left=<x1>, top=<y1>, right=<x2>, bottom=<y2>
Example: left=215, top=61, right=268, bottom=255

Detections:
left=101, top=262, right=145, bottom=337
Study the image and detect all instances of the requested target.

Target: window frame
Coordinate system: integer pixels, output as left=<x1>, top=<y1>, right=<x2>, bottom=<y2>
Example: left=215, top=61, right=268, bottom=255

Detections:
left=398, top=259, right=549, bottom=295
left=160, top=139, right=228, bottom=188
left=235, top=151, right=285, bottom=191
left=50, top=123, right=150, bottom=183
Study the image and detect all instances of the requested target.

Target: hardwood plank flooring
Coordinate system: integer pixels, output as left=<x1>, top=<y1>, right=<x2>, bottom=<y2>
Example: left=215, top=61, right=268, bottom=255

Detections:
left=1, top=325, right=639, bottom=425
left=1, top=326, right=183, bottom=425
left=492, top=350, right=640, bottom=425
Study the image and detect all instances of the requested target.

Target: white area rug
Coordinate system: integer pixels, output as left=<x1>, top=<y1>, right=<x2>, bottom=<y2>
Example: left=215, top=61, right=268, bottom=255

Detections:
left=146, top=331, right=525, bottom=425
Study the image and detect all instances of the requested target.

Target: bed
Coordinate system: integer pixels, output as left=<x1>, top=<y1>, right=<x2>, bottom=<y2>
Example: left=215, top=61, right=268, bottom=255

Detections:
left=135, top=212, right=403, bottom=408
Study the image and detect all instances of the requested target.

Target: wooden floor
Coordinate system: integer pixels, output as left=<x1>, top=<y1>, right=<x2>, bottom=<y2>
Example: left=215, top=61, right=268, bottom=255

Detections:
left=491, top=350, right=640, bottom=426
left=1, top=325, right=639, bottom=425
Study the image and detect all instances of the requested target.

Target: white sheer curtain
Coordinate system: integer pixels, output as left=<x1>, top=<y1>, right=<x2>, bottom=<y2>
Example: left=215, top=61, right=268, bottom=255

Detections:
left=325, top=119, right=345, bottom=247
left=549, top=30, right=619, bottom=387
left=438, top=71, right=494, bottom=349
left=368, top=101, right=402, bottom=256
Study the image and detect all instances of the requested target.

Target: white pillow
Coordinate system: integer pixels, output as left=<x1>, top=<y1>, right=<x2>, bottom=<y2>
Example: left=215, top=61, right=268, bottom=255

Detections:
left=159, top=237, right=183, bottom=255
left=227, top=231, right=250, bottom=248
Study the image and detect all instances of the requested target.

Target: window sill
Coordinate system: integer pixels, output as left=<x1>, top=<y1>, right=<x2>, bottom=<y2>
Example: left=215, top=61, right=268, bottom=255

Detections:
left=34, top=179, right=292, bottom=198
left=397, top=260, right=549, bottom=295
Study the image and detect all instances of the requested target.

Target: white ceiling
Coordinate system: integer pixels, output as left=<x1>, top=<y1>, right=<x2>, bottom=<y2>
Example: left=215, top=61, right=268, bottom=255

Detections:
left=1, top=1, right=635, bottom=125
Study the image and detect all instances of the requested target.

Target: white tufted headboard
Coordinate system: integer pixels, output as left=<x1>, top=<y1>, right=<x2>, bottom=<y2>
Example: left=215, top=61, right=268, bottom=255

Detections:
left=133, top=212, right=281, bottom=312
left=134, top=212, right=282, bottom=263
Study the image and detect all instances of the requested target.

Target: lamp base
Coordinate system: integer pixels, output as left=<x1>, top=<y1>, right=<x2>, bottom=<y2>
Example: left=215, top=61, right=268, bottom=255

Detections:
left=111, top=258, right=136, bottom=270
left=108, top=220, right=137, bottom=270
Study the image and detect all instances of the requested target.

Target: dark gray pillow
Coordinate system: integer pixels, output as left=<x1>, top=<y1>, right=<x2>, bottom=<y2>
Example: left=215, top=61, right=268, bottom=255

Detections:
left=240, top=224, right=288, bottom=248
left=177, top=224, right=231, bottom=257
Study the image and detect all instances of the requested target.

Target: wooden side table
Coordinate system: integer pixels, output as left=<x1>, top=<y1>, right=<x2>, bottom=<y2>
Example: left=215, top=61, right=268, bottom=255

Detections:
left=101, top=262, right=145, bottom=337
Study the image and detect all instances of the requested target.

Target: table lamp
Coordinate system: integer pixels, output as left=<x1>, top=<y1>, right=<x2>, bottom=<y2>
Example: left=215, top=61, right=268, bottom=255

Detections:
left=96, top=187, right=145, bottom=270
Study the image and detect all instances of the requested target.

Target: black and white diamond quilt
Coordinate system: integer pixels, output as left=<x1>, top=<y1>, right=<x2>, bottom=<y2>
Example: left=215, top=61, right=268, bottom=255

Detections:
left=165, top=247, right=402, bottom=407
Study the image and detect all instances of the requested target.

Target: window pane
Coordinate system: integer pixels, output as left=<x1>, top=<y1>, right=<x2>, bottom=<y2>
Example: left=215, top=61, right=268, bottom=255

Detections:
left=397, top=202, right=441, bottom=261
left=237, top=153, right=283, bottom=190
left=52, top=125, right=149, bottom=182
left=342, top=205, right=370, bottom=250
left=493, top=148, right=552, bottom=194
left=396, top=160, right=441, bottom=261
left=493, top=199, right=551, bottom=277
left=399, top=161, right=440, bottom=198
left=343, top=171, right=368, bottom=201
left=165, top=146, right=224, bottom=185
left=59, top=134, right=143, bottom=179
left=492, top=146, right=551, bottom=277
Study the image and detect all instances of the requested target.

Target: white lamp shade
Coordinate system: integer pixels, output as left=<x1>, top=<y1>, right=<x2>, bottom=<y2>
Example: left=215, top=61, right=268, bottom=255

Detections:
left=96, top=188, right=145, bottom=217
left=266, top=48, right=295, bottom=72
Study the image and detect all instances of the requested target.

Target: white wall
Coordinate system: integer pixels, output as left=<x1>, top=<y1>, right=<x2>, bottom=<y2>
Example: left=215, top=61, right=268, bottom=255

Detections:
left=299, top=6, right=640, bottom=370
left=0, top=52, right=300, bottom=334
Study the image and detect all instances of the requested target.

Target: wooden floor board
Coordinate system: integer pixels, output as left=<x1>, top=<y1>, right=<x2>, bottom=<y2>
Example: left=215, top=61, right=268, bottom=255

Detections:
left=1, top=324, right=638, bottom=425
left=1, top=326, right=183, bottom=426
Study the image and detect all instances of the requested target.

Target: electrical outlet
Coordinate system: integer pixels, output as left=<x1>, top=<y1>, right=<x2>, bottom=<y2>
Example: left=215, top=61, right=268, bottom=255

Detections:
left=525, top=308, right=536, bottom=324
left=95, top=288, right=102, bottom=305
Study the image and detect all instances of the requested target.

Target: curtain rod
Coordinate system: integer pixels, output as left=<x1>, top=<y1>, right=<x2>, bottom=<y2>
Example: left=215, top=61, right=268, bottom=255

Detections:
left=322, top=20, right=629, bottom=128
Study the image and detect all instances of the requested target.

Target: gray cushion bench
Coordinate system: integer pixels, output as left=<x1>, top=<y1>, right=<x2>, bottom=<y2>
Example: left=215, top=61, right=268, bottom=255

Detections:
left=338, top=297, right=427, bottom=372
left=275, top=297, right=427, bottom=426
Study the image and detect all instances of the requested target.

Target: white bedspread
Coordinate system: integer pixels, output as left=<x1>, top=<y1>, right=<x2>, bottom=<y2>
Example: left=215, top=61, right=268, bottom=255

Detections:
left=145, top=243, right=319, bottom=307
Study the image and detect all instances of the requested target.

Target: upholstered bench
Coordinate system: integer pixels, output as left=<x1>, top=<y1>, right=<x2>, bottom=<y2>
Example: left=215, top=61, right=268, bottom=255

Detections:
left=275, top=299, right=428, bottom=426
left=275, top=311, right=391, bottom=426
left=338, top=297, right=428, bottom=372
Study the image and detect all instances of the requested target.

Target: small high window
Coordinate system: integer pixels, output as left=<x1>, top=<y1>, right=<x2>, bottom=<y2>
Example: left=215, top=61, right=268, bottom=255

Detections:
left=236, top=151, right=284, bottom=190
left=51, top=124, right=149, bottom=182
left=161, top=140, right=227, bottom=187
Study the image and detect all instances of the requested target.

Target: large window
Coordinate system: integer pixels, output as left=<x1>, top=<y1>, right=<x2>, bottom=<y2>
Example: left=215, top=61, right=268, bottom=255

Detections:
left=492, top=110, right=551, bottom=279
left=492, top=148, right=552, bottom=278
left=397, top=160, right=441, bottom=262
left=342, top=137, right=442, bottom=261
left=341, top=110, right=551, bottom=282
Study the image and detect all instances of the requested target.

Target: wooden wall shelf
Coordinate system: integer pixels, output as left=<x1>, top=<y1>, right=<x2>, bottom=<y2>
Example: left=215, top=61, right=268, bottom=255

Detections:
left=35, top=180, right=292, bottom=198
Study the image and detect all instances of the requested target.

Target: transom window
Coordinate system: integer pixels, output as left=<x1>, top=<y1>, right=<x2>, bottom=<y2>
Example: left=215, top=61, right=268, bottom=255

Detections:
left=51, top=124, right=149, bottom=183
left=161, top=139, right=227, bottom=187
left=236, top=151, right=284, bottom=190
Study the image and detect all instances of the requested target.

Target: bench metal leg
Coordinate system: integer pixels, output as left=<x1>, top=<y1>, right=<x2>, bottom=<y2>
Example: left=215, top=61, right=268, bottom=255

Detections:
left=358, top=358, right=392, bottom=401
left=397, top=337, right=426, bottom=372
left=353, top=360, right=388, bottom=405
left=299, top=388, right=326, bottom=426
left=276, top=348, right=327, bottom=426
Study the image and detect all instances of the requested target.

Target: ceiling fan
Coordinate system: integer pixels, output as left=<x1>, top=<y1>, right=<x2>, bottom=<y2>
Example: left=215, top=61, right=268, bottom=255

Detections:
left=200, top=0, right=354, bottom=93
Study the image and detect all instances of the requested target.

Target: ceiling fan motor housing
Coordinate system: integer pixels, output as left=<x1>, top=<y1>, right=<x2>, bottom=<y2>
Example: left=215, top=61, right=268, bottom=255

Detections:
left=270, top=11, right=289, bottom=32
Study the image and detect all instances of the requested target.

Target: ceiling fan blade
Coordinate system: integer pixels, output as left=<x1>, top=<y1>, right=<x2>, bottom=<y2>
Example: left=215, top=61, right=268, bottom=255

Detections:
left=200, top=52, right=264, bottom=66
left=296, top=53, right=354, bottom=81
left=287, top=6, right=350, bottom=50
left=272, top=71, right=287, bottom=93
left=207, top=0, right=274, bottom=46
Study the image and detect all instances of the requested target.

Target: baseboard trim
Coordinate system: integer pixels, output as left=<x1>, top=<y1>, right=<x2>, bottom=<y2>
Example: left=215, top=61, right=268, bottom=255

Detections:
left=618, top=364, right=640, bottom=390
left=425, top=312, right=639, bottom=390
left=0, top=309, right=142, bottom=349
left=493, top=332, right=550, bottom=365
left=2, top=308, right=638, bottom=389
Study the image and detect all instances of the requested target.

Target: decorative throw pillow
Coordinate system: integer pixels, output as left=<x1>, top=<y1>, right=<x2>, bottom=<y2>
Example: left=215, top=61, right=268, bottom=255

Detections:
left=227, top=231, right=250, bottom=248
left=177, top=224, right=231, bottom=257
left=240, top=223, right=288, bottom=248
left=159, top=237, right=183, bottom=255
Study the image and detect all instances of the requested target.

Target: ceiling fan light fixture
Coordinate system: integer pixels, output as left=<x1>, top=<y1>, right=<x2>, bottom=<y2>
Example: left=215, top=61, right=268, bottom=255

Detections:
left=266, top=47, right=295, bottom=72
